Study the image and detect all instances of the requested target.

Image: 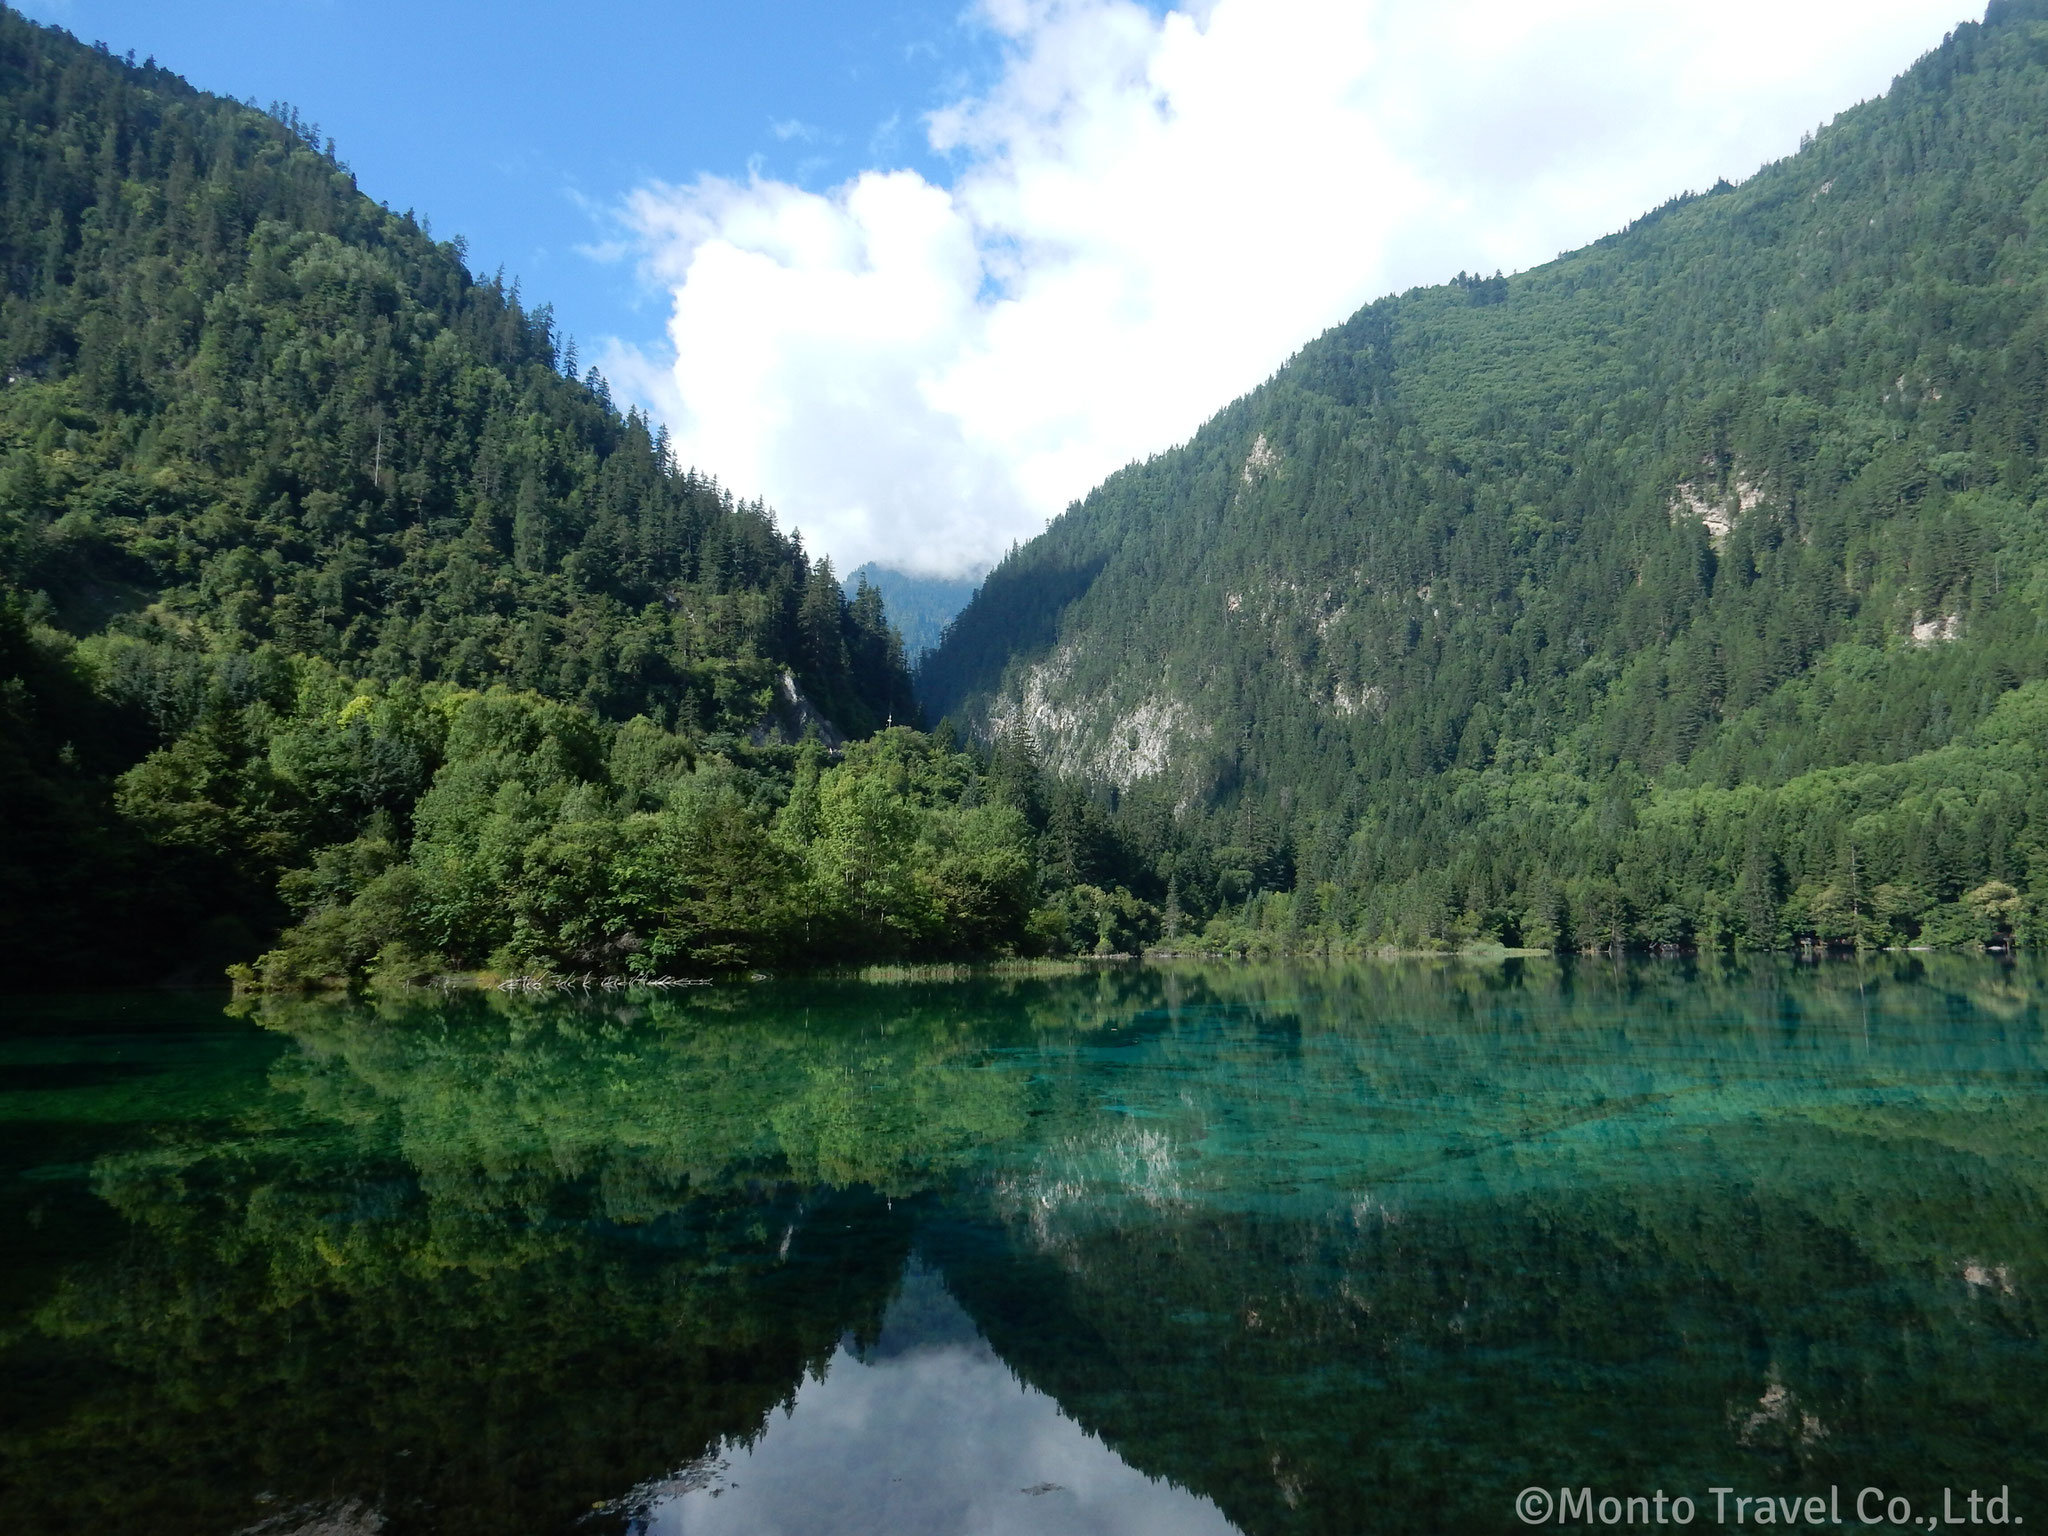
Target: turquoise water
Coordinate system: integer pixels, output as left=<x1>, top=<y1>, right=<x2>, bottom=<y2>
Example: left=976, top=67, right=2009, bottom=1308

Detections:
left=2, top=958, right=2044, bottom=1534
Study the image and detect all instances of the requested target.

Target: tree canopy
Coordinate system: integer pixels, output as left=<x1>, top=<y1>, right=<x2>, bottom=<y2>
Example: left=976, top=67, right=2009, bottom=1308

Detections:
left=921, top=0, right=2048, bottom=956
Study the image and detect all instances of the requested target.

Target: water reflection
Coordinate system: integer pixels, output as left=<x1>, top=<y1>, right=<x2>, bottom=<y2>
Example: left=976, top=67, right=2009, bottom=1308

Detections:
left=0, top=956, right=2044, bottom=1535
left=634, top=1262, right=1238, bottom=1536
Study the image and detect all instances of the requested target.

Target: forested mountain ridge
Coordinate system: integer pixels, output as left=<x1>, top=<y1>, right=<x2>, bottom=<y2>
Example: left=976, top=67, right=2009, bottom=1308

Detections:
left=0, top=9, right=910, bottom=731
left=0, top=9, right=930, bottom=979
left=920, top=0, right=2048, bottom=953
left=850, top=562, right=984, bottom=664
left=6, top=2, right=2043, bottom=982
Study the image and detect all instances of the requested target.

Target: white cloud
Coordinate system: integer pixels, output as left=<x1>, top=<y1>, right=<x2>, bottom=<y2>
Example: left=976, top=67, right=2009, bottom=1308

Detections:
left=621, top=0, right=1976, bottom=577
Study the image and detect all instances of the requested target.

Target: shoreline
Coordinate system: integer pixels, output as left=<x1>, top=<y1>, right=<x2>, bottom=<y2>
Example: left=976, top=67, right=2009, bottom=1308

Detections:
left=222, top=941, right=2021, bottom=999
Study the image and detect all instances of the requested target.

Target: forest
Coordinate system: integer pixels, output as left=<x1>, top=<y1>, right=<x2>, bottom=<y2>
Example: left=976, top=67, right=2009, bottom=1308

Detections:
left=3, top=4, right=2045, bottom=987
left=0, top=9, right=960, bottom=984
left=0, top=8, right=1203, bottom=984
left=921, top=0, right=2048, bottom=959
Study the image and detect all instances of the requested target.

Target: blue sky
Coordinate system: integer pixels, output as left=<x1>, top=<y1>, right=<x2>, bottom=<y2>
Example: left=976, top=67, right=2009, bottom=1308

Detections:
left=14, top=0, right=1013, bottom=357
left=16, top=1, right=1982, bottom=576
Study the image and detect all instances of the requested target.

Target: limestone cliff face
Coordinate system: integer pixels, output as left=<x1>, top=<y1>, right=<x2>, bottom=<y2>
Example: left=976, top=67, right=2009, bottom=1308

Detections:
left=987, top=650, right=1201, bottom=791
left=938, top=412, right=1416, bottom=801
left=751, top=670, right=846, bottom=748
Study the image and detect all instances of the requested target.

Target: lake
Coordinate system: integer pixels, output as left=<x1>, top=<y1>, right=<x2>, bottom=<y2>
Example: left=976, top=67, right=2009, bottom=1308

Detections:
left=2, top=957, right=2044, bottom=1535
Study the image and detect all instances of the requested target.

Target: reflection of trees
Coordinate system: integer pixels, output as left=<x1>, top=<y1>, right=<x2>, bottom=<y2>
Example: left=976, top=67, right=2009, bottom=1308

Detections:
left=930, top=957, right=2048, bottom=1536
left=944, top=1127, right=2048, bottom=1535
left=259, top=983, right=1042, bottom=1204
left=2, top=982, right=1053, bottom=1535
left=17, top=1161, right=908, bottom=1535
left=3, top=957, right=2044, bottom=1536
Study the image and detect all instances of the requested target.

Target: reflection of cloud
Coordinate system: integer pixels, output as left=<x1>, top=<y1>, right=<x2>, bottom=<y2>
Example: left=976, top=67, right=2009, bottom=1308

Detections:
left=625, top=0, right=1969, bottom=576
left=644, top=1265, right=1238, bottom=1535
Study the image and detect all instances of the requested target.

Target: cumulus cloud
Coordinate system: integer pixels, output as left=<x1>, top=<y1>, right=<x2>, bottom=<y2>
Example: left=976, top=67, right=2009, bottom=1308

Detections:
left=619, top=0, right=1973, bottom=576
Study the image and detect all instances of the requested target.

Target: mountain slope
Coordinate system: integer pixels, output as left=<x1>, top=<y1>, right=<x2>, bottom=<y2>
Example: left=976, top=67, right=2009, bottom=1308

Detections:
left=0, top=10, right=918, bottom=976
left=920, top=1, right=2048, bottom=951
left=0, top=10, right=911, bottom=737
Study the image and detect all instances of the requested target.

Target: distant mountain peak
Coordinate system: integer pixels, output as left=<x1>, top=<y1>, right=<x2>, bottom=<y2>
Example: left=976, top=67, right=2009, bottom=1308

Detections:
left=849, top=562, right=985, bottom=666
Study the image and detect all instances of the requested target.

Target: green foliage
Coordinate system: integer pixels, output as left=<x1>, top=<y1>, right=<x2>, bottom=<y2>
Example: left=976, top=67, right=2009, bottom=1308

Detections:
left=10, top=5, right=2048, bottom=974
left=0, top=12, right=915, bottom=976
left=924, top=2, right=2048, bottom=955
left=230, top=686, right=1056, bottom=984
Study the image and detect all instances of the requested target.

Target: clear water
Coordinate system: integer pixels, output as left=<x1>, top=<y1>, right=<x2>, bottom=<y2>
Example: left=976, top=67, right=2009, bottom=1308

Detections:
left=2, top=958, right=2044, bottom=1535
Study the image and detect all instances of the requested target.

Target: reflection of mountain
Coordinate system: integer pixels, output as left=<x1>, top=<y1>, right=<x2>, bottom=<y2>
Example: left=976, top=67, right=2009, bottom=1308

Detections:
left=922, top=961, right=2048, bottom=1533
left=2, top=958, right=2044, bottom=1534
left=2, top=991, right=983, bottom=1531
left=12, top=1149, right=913, bottom=1534
left=939, top=1132, right=2048, bottom=1534
left=0, top=981, right=1057, bottom=1535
